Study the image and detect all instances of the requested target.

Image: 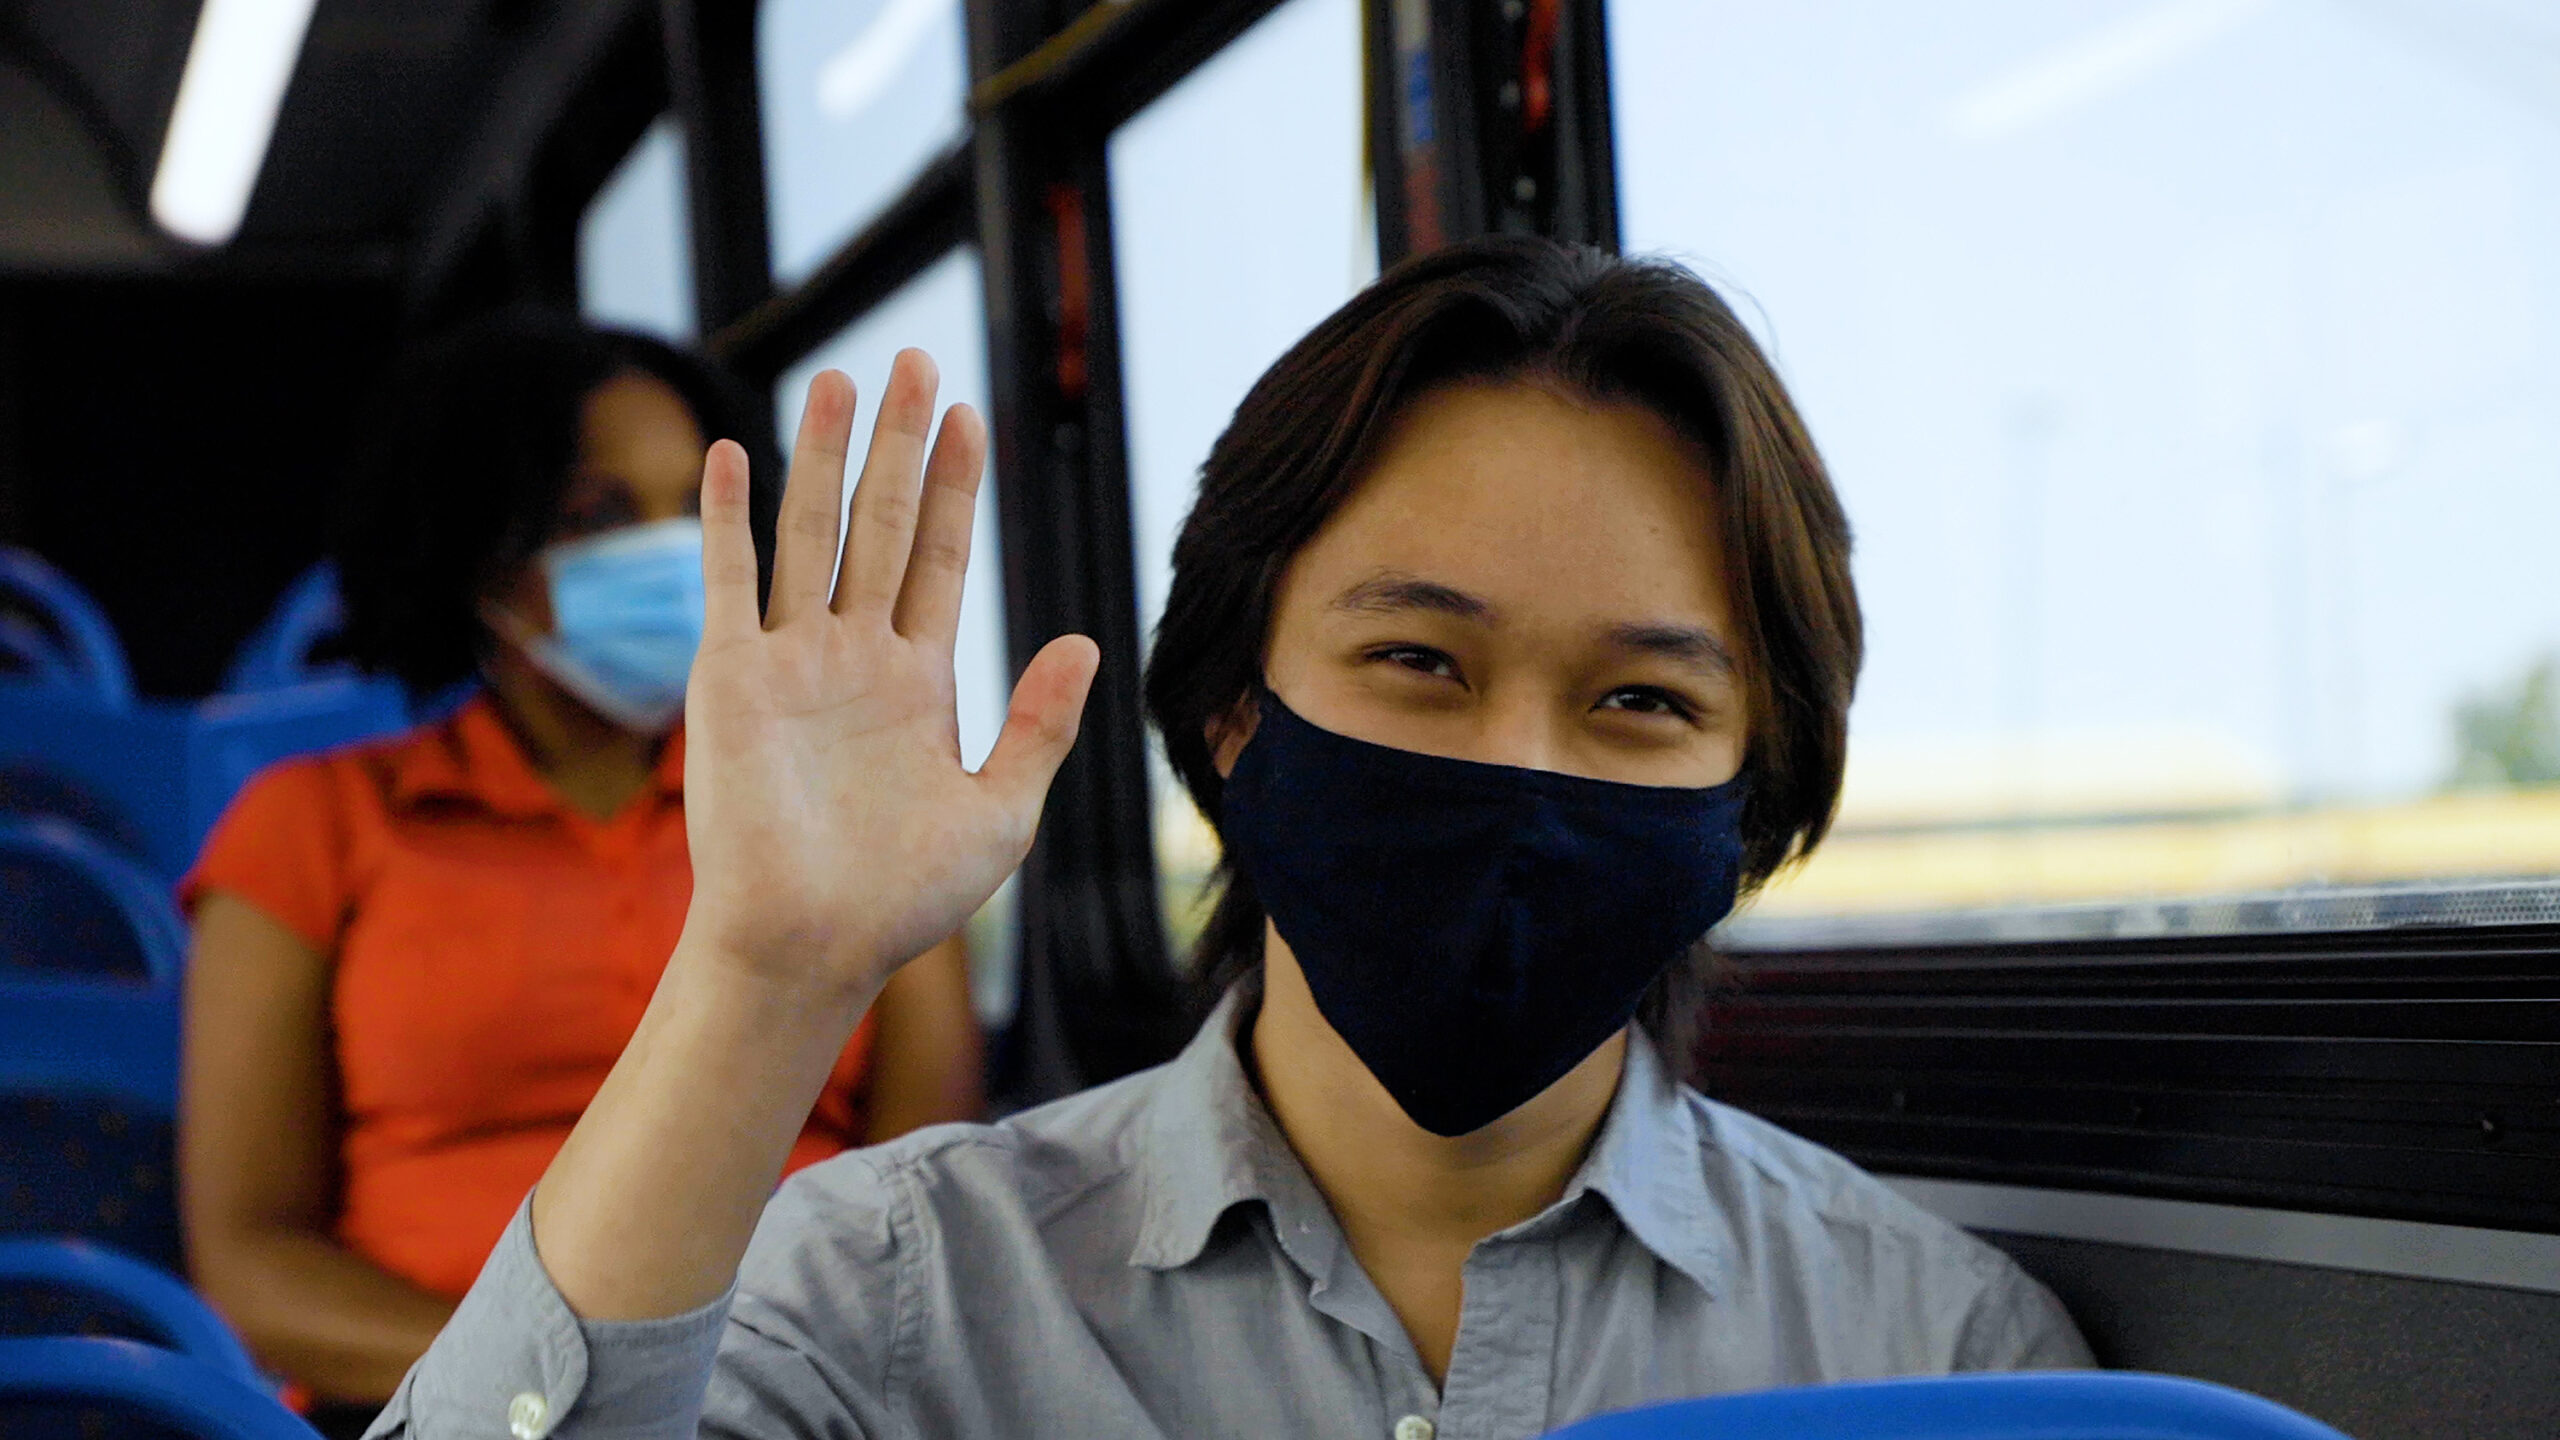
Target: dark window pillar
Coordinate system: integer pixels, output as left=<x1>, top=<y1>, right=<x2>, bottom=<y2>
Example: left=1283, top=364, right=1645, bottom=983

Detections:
left=1367, top=0, right=1618, bottom=264
left=967, top=0, right=1188, bottom=1104
left=661, top=0, right=774, bottom=335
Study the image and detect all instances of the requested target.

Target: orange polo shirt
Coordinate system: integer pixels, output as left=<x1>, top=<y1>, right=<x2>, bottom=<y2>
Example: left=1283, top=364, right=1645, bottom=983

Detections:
left=181, top=696, right=875, bottom=1300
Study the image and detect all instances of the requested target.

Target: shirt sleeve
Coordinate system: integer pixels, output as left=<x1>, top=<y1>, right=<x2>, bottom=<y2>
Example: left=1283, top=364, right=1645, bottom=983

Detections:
left=1954, top=1260, right=2097, bottom=1372
left=365, top=1163, right=913, bottom=1440
left=362, top=1199, right=736, bottom=1440
left=177, top=754, right=355, bottom=951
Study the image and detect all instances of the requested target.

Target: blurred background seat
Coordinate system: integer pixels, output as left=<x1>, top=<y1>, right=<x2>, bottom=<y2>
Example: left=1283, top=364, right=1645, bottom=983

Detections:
left=220, top=565, right=355, bottom=696
left=0, top=817, right=186, bottom=984
left=0, top=1337, right=312, bottom=1440
left=1541, top=1372, right=2354, bottom=1440
left=0, top=547, right=134, bottom=709
left=0, top=976, right=183, bottom=1274
left=0, top=678, right=406, bottom=881
left=0, top=1240, right=258, bottom=1383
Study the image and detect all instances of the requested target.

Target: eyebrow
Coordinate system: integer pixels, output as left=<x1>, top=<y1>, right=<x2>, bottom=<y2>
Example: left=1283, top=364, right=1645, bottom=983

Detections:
left=1331, top=572, right=1496, bottom=622
left=1607, top=621, right=1738, bottom=678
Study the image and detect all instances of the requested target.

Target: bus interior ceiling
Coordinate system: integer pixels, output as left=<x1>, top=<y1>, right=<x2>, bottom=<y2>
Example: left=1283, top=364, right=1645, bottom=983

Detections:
left=0, top=0, right=555, bottom=696
left=1, top=4, right=2556, bottom=1438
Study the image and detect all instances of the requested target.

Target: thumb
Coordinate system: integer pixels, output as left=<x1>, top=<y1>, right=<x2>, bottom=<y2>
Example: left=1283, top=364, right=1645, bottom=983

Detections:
left=976, top=633, right=1101, bottom=818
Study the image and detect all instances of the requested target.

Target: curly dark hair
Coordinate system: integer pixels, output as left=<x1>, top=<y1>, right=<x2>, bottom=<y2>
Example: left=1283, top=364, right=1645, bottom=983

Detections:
left=330, top=309, right=783, bottom=697
left=1142, top=237, right=1863, bottom=1062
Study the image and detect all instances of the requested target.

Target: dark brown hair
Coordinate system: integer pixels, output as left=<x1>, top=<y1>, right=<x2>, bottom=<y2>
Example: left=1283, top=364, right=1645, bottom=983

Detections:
left=332, top=309, right=783, bottom=698
left=1141, top=236, right=1862, bottom=1059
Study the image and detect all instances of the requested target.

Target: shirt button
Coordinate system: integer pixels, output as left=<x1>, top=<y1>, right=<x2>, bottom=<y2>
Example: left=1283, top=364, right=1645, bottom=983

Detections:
left=1393, top=1416, right=1435, bottom=1440
left=507, top=1390, right=552, bottom=1440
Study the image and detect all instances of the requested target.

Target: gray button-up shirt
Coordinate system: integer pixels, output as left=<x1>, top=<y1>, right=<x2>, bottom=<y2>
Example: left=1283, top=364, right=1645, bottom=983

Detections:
left=372, top=994, right=2088, bottom=1440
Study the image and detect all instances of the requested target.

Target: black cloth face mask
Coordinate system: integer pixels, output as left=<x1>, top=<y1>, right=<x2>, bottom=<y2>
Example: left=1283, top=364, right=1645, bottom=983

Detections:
left=1220, top=687, right=1750, bottom=1136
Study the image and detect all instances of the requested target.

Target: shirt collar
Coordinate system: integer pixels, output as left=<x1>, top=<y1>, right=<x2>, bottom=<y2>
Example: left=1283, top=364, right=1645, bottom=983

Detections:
left=1129, top=990, right=1346, bottom=1284
left=1547, top=1021, right=1732, bottom=1298
left=1128, top=989, right=1731, bottom=1299
left=387, top=694, right=686, bottom=817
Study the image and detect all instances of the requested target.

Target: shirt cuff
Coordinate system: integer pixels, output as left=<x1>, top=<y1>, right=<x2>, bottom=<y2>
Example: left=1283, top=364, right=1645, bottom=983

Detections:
left=366, top=1195, right=736, bottom=1440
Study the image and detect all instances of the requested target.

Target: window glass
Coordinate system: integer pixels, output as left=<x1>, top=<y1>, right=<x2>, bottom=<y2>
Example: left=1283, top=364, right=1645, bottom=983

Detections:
left=578, top=117, right=694, bottom=341
left=1611, top=0, right=2560, bottom=936
left=775, top=249, right=1018, bottom=1021
left=758, top=0, right=971, bottom=284
left=1108, top=0, right=1371, bottom=958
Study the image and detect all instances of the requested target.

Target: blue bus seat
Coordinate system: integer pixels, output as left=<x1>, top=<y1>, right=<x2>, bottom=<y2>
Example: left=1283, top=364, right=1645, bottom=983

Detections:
left=0, top=818, right=186, bottom=984
left=0, top=978, right=183, bottom=1273
left=1542, top=1372, right=2355, bottom=1440
left=0, top=615, right=75, bottom=688
left=0, top=678, right=407, bottom=879
left=221, top=566, right=354, bottom=695
left=0, top=549, right=133, bottom=709
left=0, top=1241, right=257, bottom=1384
left=0, top=762, right=152, bottom=857
left=0, top=1338, right=313, bottom=1440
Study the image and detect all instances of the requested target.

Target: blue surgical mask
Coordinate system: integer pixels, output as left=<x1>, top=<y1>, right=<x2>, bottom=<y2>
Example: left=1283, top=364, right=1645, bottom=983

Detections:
left=491, top=517, right=705, bottom=733
left=1220, top=687, right=1750, bottom=1136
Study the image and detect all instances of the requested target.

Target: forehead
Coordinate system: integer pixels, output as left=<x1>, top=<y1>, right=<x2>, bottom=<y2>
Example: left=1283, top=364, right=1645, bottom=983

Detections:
left=579, top=372, right=704, bottom=473
left=1284, top=380, right=1733, bottom=629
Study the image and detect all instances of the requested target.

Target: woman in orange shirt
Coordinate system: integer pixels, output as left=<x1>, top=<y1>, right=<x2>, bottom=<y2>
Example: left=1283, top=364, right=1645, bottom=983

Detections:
left=177, top=312, right=983, bottom=1431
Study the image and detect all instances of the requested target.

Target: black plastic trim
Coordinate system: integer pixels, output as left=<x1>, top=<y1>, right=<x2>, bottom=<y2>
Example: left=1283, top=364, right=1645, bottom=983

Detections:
left=1702, top=924, right=2560, bottom=1235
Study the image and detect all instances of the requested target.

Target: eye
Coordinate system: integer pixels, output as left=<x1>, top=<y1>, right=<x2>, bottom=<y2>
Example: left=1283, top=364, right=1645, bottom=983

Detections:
left=554, top=481, right=640, bottom=540
left=1364, top=644, right=1462, bottom=683
left=1595, top=685, right=1700, bottom=722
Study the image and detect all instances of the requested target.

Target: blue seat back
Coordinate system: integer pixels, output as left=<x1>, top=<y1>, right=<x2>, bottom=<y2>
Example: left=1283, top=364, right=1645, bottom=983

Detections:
left=0, top=818, right=186, bottom=984
left=0, top=1241, right=257, bottom=1383
left=1544, top=1373, right=2354, bottom=1440
left=0, top=978, right=183, bottom=1273
left=0, top=615, right=75, bottom=687
left=0, top=679, right=407, bottom=880
left=0, top=549, right=133, bottom=709
left=221, top=566, right=354, bottom=695
left=0, top=1338, right=313, bottom=1440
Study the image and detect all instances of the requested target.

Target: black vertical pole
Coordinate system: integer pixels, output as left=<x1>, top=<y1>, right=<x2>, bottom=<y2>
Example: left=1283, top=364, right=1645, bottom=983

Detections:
left=661, top=0, right=774, bottom=336
left=966, top=0, right=1187, bottom=1104
left=1367, top=0, right=1619, bottom=267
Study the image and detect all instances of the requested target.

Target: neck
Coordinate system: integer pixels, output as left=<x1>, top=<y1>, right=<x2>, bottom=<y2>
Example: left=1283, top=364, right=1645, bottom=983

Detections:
left=1249, top=938, right=1624, bottom=1383
left=481, top=648, right=663, bottom=820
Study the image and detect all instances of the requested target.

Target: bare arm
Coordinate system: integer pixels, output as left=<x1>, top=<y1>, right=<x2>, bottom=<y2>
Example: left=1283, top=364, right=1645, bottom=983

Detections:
left=864, top=932, right=986, bottom=1141
left=180, top=892, right=454, bottom=1401
left=528, top=354, right=1096, bottom=1322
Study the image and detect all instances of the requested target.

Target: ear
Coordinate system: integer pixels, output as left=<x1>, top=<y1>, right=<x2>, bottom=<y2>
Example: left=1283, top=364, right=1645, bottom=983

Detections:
left=1204, top=694, right=1260, bottom=779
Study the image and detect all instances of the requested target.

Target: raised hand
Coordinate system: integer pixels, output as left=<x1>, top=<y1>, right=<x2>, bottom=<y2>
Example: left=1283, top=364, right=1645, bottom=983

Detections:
left=681, top=353, right=1098, bottom=1003
left=527, top=353, right=1097, bottom=1321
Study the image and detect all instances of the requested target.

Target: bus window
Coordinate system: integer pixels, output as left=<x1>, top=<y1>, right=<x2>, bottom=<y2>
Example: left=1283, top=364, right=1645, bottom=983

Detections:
left=577, top=115, right=695, bottom=341
left=774, top=247, right=1018, bottom=1025
left=759, top=0, right=971, bottom=285
left=1107, top=0, right=1370, bottom=961
left=1610, top=0, right=2560, bottom=938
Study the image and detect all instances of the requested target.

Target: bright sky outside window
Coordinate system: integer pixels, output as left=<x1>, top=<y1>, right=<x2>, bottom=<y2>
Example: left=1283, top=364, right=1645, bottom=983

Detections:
left=1107, top=0, right=1371, bottom=955
left=578, top=118, right=695, bottom=342
left=1609, top=0, right=2560, bottom=930
left=759, top=0, right=971, bottom=284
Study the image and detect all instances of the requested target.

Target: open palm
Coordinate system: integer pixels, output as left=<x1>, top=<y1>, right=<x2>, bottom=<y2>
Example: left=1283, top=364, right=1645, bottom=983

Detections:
left=680, top=352, right=1096, bottom=1002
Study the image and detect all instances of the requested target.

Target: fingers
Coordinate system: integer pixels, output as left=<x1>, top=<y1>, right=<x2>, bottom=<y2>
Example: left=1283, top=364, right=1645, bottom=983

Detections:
left=976, top=635, right=1100, bottom=823
left=767, top=370, right=858, bottom=627
left=699, top=440, right=762, bottom=642
left=891, top=404, right=987, bottom=645
left=834, top=350, right=940, bottom=619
